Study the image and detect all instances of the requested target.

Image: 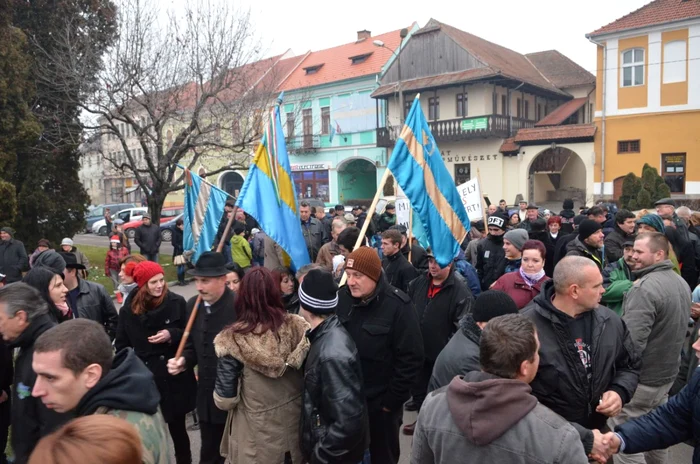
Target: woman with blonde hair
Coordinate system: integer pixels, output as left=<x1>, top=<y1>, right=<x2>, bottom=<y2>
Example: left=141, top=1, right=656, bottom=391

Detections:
left=29, top=415, right=142, bottom=464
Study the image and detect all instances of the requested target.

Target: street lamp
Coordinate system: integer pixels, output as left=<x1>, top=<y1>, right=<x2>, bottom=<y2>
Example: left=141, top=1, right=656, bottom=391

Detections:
left=374, top=28, right=408, bottom=125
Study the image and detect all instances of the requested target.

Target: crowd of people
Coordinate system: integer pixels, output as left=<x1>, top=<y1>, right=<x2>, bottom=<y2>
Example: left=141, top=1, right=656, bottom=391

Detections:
left=2, top=196, right=700, bottom=463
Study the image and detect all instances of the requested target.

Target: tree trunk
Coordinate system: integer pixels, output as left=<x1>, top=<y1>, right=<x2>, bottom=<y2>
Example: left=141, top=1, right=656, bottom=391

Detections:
left=147, top=191, right=166, bottom=224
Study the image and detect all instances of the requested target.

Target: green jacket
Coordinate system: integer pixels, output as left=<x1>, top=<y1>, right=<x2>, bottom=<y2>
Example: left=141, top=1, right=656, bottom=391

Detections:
left=231, top=234, right=252, bottom=268
left=601, top=258, right=633, bottom=317
left=99, top=406, right=169, bottom=464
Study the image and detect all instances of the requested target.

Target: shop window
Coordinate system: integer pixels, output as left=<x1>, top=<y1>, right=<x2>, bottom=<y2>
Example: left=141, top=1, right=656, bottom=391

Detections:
left=618, top=140, right=640, bottom=154
left=621, top=48, right=644, bottom=87
left=293, top=170, right=329, bottom=202
left=662, top=153, right=686, bottom=193
left=454, top=163, right=470, bottom=185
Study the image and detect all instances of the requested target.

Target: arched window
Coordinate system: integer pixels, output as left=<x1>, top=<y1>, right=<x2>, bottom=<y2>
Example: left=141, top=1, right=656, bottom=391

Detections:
left=621, top=48, right=644, bottom=87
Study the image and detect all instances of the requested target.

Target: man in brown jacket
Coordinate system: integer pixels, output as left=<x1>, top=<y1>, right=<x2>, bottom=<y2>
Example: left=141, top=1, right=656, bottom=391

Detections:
left=316, top=218, right=347, bottom=272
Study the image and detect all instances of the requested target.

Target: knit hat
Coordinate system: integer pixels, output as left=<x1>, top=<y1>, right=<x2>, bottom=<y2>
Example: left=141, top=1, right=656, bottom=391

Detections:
left=110, top=235, right=121, bottom=244
left=299, top=269, right=339, bottom=315
left=563, top=198, right=574, bottom=210
left=578, top=219, right=603, bottom=241
left=472, top=290, right=519, bottom=323
left=573, top=215, right=586, bottom=227
left=637, top=214, right=665, bottom=234
left=61, top=238, right=74, bottom=247
left=124, top=261, right=138, bottom=277
left=504, top=229, right=528, bottom=251
left=345, top=247, right=382, bottom=283
left=133, top=261, right=165, bottom=288
left=487, top=214, right=507, bottom=231
left=34, top=250, right=67, bottom=275
left=0, top=227, right=14, bottom=237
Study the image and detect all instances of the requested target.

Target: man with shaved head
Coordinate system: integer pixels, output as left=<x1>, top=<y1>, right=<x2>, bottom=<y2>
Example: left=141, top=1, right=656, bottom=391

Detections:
left=522, top=256, right=640, bottom=463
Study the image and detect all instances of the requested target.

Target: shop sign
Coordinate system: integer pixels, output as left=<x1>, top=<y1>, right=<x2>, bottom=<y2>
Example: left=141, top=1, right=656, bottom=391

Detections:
left=460, top=117, right=489, bottom=131
left=441, top=151, right=499, bottom=163
left=291, top=163, right=330, bottom=171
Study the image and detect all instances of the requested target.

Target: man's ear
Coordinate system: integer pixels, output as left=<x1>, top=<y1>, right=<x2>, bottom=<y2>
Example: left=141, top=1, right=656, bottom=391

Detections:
left=83, top=363, right=103, bottom=389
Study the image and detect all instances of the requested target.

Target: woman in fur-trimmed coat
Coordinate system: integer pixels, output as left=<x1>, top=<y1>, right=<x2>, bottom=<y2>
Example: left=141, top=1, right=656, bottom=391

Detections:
left=213, top=267, right=310, bottom=464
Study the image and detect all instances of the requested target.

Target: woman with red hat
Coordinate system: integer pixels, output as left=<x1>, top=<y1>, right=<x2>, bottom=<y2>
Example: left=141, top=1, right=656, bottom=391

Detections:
left=115, top=261, right=197, bottom=464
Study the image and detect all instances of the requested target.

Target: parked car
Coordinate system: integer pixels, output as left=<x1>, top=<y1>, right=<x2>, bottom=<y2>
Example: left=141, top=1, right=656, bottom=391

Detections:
left=123, top=206, right=184, bottom=239
left=160, top=213, right=184, bottom=242
left=92, top=207, right=147, bottom=236
left=85, top=203, right=136, bottom=233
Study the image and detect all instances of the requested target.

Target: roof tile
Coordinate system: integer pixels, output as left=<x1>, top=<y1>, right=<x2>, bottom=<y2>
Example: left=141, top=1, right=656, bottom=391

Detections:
left=525, top=50, right=595, bottom=89
left=499, top=138, right=520, bottom=154
left=589, top=0, right=700, bottom=36
left=514, top=124, right=596, bottom=143
left=535, top=97, right=589, bottom=127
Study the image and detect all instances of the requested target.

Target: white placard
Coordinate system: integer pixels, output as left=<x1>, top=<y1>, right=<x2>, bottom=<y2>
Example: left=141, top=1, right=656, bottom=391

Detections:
left=456, top=178, right=483, bottom=221
left=395, top=198, right=411, bottom=229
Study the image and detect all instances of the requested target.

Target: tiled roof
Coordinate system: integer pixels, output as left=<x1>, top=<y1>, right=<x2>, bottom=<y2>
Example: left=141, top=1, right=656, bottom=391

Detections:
left=525, top=50, right=595, bottom=89
left=589, top=0, right=700, bottom=36
left=535, top=97, right=589, bottom=127
left=278, top=26, right=416, bottom=91
left=371, top=68, right=497, bottom=98
left=513, top=124, right=597, bottom=143
left=499, top=137, right=520, bottom=154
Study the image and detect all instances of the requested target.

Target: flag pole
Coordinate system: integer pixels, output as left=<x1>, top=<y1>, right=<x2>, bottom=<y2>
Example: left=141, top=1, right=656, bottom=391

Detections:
left=174, top=204, right=238, bottom=360
left=174, top=164, right=236, bottom=201
left=407, top=207, right=413, bottom=262
left=340, top=168, right=392, bottom=286
left=477, top=168, right=488, bottom=235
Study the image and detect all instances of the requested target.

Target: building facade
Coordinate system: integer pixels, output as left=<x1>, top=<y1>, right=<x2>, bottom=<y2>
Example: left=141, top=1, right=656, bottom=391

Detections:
left=587, top=0, right=700, bottom=200
left=372, top=19, right=597, bottom=208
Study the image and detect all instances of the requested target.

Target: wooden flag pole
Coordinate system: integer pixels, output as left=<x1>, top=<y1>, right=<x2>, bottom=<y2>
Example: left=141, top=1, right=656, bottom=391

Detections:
left=340, top=168, right=392, bottom=286
left=407, top=207, right=413, bottom=262
left=175, top=205, right=238, bottom=360
left=477, top=168, right=488, bottom=235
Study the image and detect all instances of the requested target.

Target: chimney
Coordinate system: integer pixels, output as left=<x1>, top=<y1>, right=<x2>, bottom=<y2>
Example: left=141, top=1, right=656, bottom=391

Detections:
left=357, top=30, right=371, bottom=41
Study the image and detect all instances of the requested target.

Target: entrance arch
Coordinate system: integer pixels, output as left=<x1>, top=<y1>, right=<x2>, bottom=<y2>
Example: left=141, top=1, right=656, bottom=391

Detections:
left=528, top=147, right=586, bottom=207
left=219, top=171, right=244, bottom=198
left=337, top=158, right=377, bottom=204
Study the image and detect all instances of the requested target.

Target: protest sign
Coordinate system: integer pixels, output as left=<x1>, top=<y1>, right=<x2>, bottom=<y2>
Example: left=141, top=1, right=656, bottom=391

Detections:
left=456, top=178, right=483, bottom=221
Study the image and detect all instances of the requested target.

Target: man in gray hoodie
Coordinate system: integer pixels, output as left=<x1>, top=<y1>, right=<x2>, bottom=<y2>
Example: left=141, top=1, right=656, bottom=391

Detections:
left=412, top=314, right=588, bottom=464
left=612, top=231, right=691, bottom=464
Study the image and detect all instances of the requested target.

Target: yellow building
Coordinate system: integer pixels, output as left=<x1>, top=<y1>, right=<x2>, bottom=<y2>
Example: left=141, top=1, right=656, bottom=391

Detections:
left=587, top=0, right=700, bottom=200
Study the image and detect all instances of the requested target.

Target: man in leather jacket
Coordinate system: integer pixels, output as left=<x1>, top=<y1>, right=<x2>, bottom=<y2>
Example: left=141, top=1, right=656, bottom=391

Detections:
left=297, top=269, right=369, bottom=464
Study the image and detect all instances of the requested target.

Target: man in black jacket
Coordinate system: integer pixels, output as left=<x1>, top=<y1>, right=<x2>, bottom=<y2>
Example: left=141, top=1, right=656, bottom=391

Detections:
left=168, top=252, right=236, bottom=464
left=402, top=255, right=473, bottom=435
left=298, top=269, right=369, bottom=464
left=387, top=225, right=429, bottom=271
left=428, top=290, right=519, bottom=393
left=214, top=199, right=235, bottom=265
left=0, top=283, right=66, bottom=464
left=476, top=214, right=508, bottom=290
left=336, top=247, right=424, bottom=464
left=0, top=227, right=28, bottom=284
left=381, top=229, right=418, bottom=294
left=134, top=213, right=162, bottom=262
left=60, top=253, right=118, bottom=341
left=522, top=256, right=640, bottom=462
left=300, top=201, right=327, bottom=262
left=605, top=210, right=636, bottom=264
left=566, top=219, right=606, bottom=271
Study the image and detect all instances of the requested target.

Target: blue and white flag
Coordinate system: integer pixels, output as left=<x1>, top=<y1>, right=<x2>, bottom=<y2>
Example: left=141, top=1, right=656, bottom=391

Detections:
left=182, top=168, right=229, bottom=263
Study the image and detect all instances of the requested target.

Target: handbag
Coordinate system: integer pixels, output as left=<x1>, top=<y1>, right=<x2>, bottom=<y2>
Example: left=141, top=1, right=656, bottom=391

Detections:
left=173, top=255, right=186, bottom=266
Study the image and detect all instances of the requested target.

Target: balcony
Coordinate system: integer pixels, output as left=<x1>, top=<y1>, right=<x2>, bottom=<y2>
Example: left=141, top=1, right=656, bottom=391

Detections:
left=376, top=114, right=536, bottom=147
left=286, top=134, right=320, bottom=154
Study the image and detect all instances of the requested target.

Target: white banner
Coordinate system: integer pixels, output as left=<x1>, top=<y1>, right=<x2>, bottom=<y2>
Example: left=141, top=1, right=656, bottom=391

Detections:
left=395, top=198, right=411, bottom=229
left=456, top=179, right=483, bottom=221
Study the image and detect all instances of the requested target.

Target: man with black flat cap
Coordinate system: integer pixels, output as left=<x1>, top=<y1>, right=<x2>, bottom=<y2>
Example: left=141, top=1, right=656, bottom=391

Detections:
left=517, top=204, right=540, bottom=233
left=656, top=197, right=692, bottom=242
left=167, top=251, right=236, bottom=464
left=59, top=252, right=118, bottom=341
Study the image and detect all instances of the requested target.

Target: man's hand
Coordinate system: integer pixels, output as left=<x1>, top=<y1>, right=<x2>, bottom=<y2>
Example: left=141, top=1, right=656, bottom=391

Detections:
left=148, top=330, right=171, bottom=344
left=596, top=390, right=623, bottom=417
left=601, top=432, right=621, bottom=454
left=167, top=356, right=186, bottom=375
left=589, top=429, right=612, bottom=463
left=690, top=302, right=700, bottom=319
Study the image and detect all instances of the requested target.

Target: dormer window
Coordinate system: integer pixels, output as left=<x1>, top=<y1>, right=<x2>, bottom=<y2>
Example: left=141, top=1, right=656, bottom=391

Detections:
left=349, top=52, right=373, bottom=65
left=304, top=64, right=324, bottom=75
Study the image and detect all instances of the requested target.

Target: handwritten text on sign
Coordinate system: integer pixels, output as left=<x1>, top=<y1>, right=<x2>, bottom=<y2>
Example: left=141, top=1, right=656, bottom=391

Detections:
left=457, top=179, right=483, bottom=221
left=395, top=199, right=411, bottom=229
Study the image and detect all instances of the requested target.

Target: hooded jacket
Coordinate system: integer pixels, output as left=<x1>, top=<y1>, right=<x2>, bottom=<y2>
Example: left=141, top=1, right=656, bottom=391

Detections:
left=428, top=315, right=481, bottom=393
left=76, top=348, right=168, bottom=464
left=411, top=371, right=588, bottom=464
left=476, top=234, right=506, bottom=290
left=622, top=259, right=691, bottom=387
left=601, top=258, right=634, bottom=317
left=230, top=234, right=252, bottom=268
left=566, top=237, right=605, bottom=270
left=522, top=281, right=641, bottom=454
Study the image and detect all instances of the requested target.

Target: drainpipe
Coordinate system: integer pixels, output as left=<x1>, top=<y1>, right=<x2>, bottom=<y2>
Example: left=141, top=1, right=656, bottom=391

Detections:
left=508, top=82, right=525, bottom=136
left=588, top=36, right=606, bottom=199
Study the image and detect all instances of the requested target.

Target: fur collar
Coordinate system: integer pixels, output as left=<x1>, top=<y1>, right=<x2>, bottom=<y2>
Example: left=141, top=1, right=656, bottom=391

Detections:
left=214, top=314, right=310, bottom=378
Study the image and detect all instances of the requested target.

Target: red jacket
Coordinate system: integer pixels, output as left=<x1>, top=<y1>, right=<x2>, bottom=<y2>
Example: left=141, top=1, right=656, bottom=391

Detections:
left=105, top=247, right=129, bottom=275
left=491, top=271, right=550, bottom=309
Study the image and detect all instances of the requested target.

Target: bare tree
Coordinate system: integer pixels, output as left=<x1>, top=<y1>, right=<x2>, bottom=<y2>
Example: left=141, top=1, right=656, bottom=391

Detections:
left=35, top=0, right=281, bottom=221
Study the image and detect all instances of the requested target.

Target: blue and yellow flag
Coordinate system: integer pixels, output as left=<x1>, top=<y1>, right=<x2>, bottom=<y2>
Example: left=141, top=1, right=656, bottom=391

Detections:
left=236, top=97, right=311, bottom=270
left=388, top=97, right=470, bottom=267
left=182, top=168, right=229, bottom=263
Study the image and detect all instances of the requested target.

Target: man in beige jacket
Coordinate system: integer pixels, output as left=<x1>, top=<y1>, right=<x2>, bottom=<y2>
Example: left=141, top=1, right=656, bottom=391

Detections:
left=316, top=217, right=347, bottom=272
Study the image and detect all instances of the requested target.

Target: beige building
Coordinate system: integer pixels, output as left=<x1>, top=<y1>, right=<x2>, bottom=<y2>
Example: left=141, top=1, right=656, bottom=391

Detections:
left=372, top=19, right=597, bottom=209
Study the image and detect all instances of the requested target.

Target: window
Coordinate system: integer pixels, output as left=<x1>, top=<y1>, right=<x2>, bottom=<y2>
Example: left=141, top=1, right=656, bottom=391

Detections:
left=349, top=53, right=372, bottom=65
left=621, top=48, right=644, bottom=87
left=303, top=64, right=323, bottom=75
left=663, top=40, right=686, bottom=84
left=617, top=140, right=640, bottom=153
left=404, top=99, right=412, bottom=119
left=492, top=93, right=498, bottom=114
left=456, top=93, right=468, bottom=118
left=293, top=170, right=329, bottom=202
left=454, top=164, right=470, bottom=185
left=321, top=107, right=330, bottom=134
left=524, top=100, right=530, bottom=120
left=537, top=104, right=542, bottom=121
left=516, top=98, right=522, bottom=118
left=501, top=95, right=507, bottom=115
left=428, top=97, right=440, bottom=120
left=302, top=108, right=313, bottom=148
left=662, top=153, right=686, bottom=193
left=286, top=112, right=295, bottom=137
